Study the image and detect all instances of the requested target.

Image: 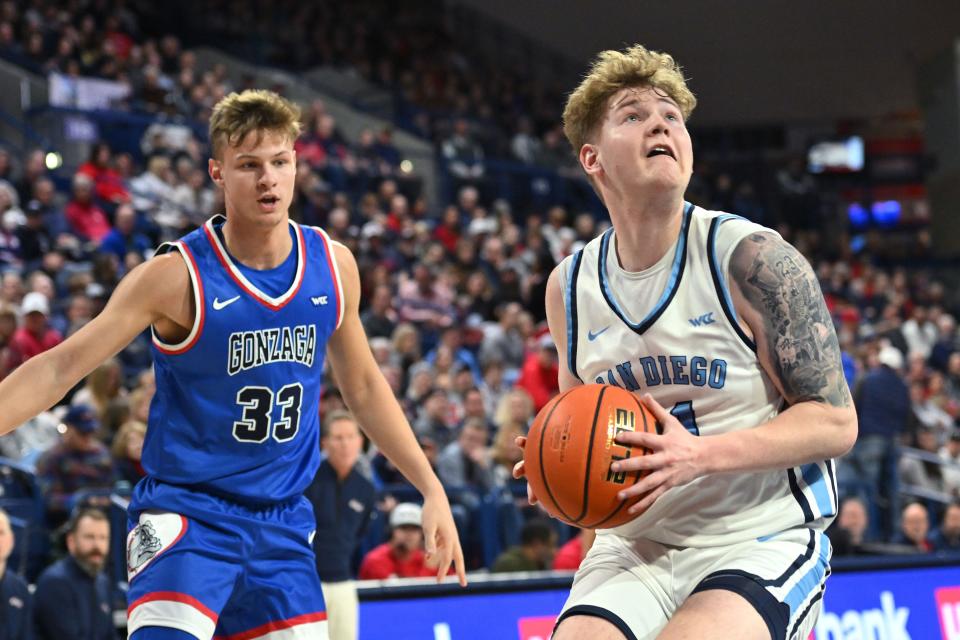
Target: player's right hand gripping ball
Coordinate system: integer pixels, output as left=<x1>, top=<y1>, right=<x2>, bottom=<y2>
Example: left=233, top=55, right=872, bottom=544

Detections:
left=524, top=384, right=655, bottom=528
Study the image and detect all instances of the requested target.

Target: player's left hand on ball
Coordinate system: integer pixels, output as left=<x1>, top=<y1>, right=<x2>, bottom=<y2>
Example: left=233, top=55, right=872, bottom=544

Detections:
left=421, top=492, right=468, bottom=587
left=609, top=393, right=706, bottom=515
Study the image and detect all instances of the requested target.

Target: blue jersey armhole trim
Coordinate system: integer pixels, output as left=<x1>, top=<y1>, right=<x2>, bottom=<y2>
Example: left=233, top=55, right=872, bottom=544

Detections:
left=565, top=251, right=584, bottom=383
left=598, top=202, right=693, bottom=336
left=707, top=214, right=757, bottom=352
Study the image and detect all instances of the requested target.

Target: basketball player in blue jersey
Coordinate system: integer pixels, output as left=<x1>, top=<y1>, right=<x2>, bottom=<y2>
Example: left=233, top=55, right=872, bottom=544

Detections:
left=514, top=46, right=857, bottom=639
left=0, top=89, right=465, bottom=639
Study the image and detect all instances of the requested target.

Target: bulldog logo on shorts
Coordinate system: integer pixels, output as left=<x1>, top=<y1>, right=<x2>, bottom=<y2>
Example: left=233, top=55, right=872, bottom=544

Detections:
left=126, top=511, right=188, bottom=579
left=128, top=521, right=162, bottom=570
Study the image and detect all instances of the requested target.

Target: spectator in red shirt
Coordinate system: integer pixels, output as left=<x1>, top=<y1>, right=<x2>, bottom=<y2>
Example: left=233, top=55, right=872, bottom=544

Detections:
left=433, top=206, right=462, bottom=254
left=65, top=175, right=112, bottom=243
left=516, top=334, right=560, bottom=411
left=552, top=530, right=596, bottom=571
left=358, top=503, right=436, bottom=580
left=6, top=292, right=62, bottom=371
left=76, top=142, right=130, bottom=206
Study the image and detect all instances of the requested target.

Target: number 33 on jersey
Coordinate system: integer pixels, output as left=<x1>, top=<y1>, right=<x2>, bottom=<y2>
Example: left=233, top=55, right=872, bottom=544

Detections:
left=147, top=215, right=343, bottom=505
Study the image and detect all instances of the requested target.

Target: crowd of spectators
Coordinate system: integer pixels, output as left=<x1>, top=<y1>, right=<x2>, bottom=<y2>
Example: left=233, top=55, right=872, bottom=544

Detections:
left=0, top=0, right=956, bottom=602
left=0, top=0, right=233, bottom=121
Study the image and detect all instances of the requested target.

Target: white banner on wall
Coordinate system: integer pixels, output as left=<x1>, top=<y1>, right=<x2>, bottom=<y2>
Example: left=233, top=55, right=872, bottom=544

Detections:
left=48, top=73, right=130, bottom=111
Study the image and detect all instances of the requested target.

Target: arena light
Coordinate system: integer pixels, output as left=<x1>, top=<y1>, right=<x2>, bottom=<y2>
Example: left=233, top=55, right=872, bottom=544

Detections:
left=400, top=159, right=414, bottom=174
left=44, top=152, right=62, bottom=170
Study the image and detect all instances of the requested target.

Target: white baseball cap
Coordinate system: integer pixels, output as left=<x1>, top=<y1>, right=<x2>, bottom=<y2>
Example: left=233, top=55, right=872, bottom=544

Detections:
left=21, top=291, right=49, bottom=316
left=389, top=503, right=423, bottom=528
left=877, top=345, right=904, bottom=371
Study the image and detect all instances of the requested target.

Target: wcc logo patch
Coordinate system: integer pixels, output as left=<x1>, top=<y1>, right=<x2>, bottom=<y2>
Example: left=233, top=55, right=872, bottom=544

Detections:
left=126, top=511, right=188, bottom=579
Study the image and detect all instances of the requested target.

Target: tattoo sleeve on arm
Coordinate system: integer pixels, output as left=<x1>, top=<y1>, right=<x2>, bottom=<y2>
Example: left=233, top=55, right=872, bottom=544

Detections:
left=730, top=233, right=851, bottom=408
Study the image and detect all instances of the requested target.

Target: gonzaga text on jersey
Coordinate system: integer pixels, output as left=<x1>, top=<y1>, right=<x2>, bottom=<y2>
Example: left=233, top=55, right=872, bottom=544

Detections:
left=227, top=324, right=317, bottom=375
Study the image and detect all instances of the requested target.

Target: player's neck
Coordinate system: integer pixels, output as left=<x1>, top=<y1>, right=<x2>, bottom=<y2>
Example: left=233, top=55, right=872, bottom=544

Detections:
left=607, top=196, right=685, bottom=273
left=221, top=215, right=293, bottom=270
left=329, top=458, right=355, bottom=481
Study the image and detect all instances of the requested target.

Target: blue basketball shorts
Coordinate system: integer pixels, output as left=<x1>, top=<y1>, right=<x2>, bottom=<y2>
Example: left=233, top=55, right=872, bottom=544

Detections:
left=126, top=478, right=328, bottom=640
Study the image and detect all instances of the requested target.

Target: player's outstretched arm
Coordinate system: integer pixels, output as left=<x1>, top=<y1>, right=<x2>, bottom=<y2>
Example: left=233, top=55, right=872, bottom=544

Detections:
left=0, top=253, right=189, bottom=435
left=325, top=243, right=467, bottom=586
left=612, top=231, right=857, bottom=512
left=512, top=264, right=581, bottom=501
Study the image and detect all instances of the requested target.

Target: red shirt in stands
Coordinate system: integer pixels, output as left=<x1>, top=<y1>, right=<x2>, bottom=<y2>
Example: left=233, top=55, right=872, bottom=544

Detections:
left=552, top=535, right=583, bottom=571
left=357, top=543, right=435, bottom=580
left=77, top=163, right=131, bottom=204
left=516, top=349, right=560, bottom=411
left=66, top=200, right=112, bottom=242
left=6, top=326, right=62, bottom=370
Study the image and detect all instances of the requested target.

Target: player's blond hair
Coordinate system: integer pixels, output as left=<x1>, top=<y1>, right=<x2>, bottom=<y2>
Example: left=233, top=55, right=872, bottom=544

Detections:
left=562, top=44, right=697, bottom=155
left=209, top=90, right=302, bottom=160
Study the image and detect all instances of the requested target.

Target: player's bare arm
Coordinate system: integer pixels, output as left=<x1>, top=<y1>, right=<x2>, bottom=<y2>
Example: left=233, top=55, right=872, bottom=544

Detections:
left=613, top=232, right=856, bottom=512
left=0, top=252, right=191, bottom=434
left=512, top=264, right=580, bottom=502
left=324, top=242, right=467, bottom=586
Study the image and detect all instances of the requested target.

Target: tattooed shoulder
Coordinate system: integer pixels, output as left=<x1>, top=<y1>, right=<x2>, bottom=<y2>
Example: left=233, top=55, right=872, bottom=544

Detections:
left=729, top=232, right=851, bottom=408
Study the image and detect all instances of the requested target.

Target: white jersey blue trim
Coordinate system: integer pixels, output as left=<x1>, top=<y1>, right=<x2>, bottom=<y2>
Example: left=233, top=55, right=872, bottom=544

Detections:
left=598, top=202, right=693, bottom=335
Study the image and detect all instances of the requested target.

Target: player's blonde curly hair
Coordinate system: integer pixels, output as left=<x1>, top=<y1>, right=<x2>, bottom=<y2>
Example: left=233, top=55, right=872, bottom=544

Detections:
left=209, top=89, right=302, bottom=160
left=562, top=44, right=696, bottom=155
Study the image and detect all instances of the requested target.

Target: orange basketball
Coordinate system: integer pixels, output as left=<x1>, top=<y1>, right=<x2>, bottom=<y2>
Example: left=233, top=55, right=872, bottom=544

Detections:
left=524, top=384, right=657, bottom=529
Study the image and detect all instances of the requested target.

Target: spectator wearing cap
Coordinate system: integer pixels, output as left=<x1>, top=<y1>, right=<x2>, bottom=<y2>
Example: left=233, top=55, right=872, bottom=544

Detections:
left=5, top=292, right=62, bottom=373
left=0, top=508, right=31, bottom=640
left=305, top=411, right=375, bottom=640
left=357, top=503, right=436, bottom=580
left=35, top=404, right=114, bottom=527
left=34, top=508, right=114, bottom=640
left=515, top=333, right=560, bottom=412
left=840, top=343, right=909, bottom=540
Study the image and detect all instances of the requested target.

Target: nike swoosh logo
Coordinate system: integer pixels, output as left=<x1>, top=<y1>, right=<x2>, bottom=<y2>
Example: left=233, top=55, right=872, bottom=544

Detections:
left=212, top=295, right=241, bottom=310
left=587, top=326, right=610, bottom=341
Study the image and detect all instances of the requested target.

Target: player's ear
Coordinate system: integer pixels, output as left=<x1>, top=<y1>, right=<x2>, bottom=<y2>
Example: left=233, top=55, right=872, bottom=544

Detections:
left=208, top=158, right=224, bottom=188
left=580, top=143, right=601, bottom=178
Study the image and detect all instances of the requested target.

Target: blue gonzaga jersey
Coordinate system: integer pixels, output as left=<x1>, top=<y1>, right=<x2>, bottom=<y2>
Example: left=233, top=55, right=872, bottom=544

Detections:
left=145, top=214, right=343, bottom=505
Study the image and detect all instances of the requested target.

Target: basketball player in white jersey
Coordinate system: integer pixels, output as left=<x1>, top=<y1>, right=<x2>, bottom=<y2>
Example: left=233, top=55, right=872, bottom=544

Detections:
left=515, top=45, right=857, bottom=640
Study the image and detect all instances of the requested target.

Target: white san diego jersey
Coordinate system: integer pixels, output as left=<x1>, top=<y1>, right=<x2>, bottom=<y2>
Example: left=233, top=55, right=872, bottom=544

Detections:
left=559, top=203, right=837, bottom=547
